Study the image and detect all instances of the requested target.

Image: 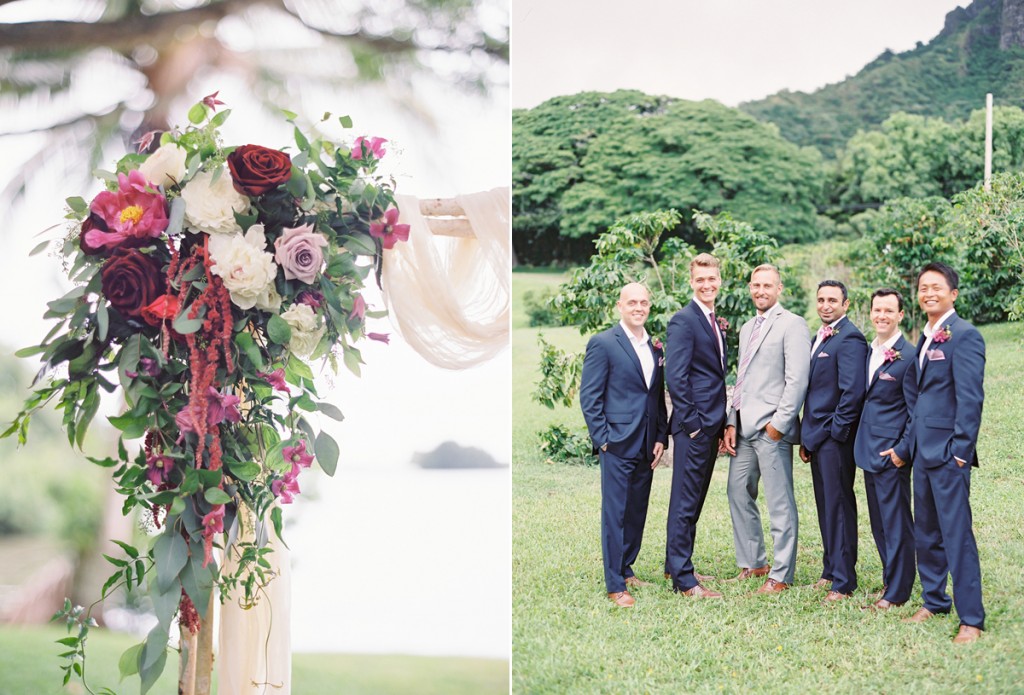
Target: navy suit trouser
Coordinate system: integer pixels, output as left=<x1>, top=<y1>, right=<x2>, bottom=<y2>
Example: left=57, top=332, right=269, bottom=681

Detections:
left=599, top=448, right=654, bottom=593
left=665, top=429, right=718, bottom=591
left=914, top=460, right=985, bottom=629
left=810, top=438, right=858, bottom=594
left=864, top=464, right=915, bottom=603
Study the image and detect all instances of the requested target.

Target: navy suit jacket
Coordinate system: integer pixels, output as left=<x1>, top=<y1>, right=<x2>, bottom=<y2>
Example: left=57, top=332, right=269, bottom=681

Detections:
left=665, top=300, right=728, bottom=438
left=579, top=324, right=669, bottom=463
left=853, top=334, right=918, bottom=473
left=907, top=312, right=984, bottom=469
left=801, top=317, right=869, bottom=452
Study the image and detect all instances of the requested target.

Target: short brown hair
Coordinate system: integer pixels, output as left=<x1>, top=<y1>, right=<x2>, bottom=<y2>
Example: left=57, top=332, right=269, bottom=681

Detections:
left=690, top=253, right=720, bottom=276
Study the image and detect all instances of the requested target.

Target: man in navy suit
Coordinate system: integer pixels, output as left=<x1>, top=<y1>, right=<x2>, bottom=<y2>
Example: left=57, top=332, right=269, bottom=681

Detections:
left=800, top=280, right=868, bottom=603
left=892, top=262, right=985, bottom=644
left=854, top=288, right=917, bottom=611
left=580, top=282, right=669, bottom=607
left=664, top=253, right=727, bottom=598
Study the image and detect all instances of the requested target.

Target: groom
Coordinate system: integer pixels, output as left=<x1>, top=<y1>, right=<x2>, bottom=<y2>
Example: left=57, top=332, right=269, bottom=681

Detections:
left=580, top=283, right=669, bottom=607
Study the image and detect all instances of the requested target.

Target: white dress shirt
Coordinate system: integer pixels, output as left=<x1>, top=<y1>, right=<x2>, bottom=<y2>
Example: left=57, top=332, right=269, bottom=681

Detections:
left=620, top=320, right=655, bottom=388
left=868, top=331, right=902, bottom=384
left=919, top=307, right=956, bottom=367
left=811, top=315, right=847, bottom=354
left=692, top=296, right=724, bottom=368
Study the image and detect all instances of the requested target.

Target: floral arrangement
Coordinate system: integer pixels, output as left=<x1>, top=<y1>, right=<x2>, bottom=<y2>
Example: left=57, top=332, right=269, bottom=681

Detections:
left=820, top=324, right=838, bottom=339
left=883, top=347, right=902, bottom=363
left=931, top=324, right=952, bottom=344
left=3, top=95, right=407, bottom=692
left=716, top=315, right=729, bottom=333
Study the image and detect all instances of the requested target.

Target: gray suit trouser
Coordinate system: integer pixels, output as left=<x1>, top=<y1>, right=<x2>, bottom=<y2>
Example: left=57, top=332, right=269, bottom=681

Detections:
left=727, top=429, right=799, bottom=584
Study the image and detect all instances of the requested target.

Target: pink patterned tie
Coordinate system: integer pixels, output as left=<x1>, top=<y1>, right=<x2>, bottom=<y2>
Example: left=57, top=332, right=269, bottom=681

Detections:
left=731, top=315, right=765, bottom=411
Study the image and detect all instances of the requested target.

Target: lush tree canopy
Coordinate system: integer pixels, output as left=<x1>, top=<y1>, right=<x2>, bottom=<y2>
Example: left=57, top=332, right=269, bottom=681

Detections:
left=513, top=91, right=827, bottom=265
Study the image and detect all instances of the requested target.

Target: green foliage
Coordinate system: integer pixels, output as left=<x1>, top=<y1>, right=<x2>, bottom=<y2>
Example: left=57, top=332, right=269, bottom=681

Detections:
left=513, top=91, right=828, bottom=265
left=837, top=107, right=1024, bottom=218
left=740, top=0, right=1016, bottom=157
left=521, top=287, right=561, bottom=327
left=533, top=335, right=584, bottom=410
left=949, top=172, right=1024, bottom=321
left=538, top=424, right=596, bottom=467
left=845, top=196, right=957, bottom=333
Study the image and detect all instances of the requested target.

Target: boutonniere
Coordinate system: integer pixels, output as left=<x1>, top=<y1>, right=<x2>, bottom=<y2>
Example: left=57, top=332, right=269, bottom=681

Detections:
left=822, top=325, right=838, bottom=339
left=652, top=337, right=663, bottom=351
left=932, top=325, right=952, bottom=344
left=717, top=316, right=730, bottom=333
left=883, top=347, right=902, bottom=363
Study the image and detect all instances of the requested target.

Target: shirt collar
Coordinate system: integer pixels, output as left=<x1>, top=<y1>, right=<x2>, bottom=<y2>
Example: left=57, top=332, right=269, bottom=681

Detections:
left=619, top=320, right=649, bottom=345
left=692, top=297, right=715, bottom=319
left=757, top=302, right=780, bottom=320
left=924, top=308, right=956, bottom=337
left=872, top=331, right=902, bottom=351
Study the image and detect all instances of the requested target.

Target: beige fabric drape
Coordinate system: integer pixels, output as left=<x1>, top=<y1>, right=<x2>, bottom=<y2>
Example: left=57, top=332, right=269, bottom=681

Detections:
left=382, top=188, right=510, bottom=369
left=217, top=506, right=292, bottom=694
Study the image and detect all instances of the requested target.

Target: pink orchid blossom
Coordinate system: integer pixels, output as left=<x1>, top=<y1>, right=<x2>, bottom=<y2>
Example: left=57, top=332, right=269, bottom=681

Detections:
left=349, top=294, right=366, bottom=320
left=257, top=368, right=291, bottom=394
left=297, top=290, right=324, bottom=309
left=932, top=325, right=952, bottom=343
left=87, top=170, right=169, bottom=251
left=368, top=208, right=410, bottom=250
left=351, top=136, right=387, bottom=160
left=367, top=332, right=390, bottom=344
left=202, top=91, right=226, bottom=111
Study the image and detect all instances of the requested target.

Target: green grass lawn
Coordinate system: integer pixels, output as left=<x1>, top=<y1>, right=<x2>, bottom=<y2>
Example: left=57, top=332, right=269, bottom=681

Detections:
left=512, top=270, right=1024, bottom=694
left=0, top=625, right=508, bottom=695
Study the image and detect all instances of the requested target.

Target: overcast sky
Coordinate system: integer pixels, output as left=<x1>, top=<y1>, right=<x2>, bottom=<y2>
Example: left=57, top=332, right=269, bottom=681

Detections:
left=512, top=0, right=966, bottom=109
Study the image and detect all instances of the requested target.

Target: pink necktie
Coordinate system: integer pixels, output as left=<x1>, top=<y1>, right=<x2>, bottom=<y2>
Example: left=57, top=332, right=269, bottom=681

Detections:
left=731, top=315, right=765, bottom=411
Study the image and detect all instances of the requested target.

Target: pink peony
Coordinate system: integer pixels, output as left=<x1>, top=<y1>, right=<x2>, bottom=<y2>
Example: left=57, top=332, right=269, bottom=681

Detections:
left=87, top=170, right=169, bottom=251
left=274, top=223, right=329, bottom=284
left=351, top=136, right=387, bottom=160
left=368, top=208, right=410, bottom=250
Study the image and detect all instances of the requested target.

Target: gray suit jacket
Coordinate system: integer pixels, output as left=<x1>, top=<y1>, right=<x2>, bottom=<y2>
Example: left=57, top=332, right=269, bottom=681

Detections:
left=727, top=304, right=811, bottom=443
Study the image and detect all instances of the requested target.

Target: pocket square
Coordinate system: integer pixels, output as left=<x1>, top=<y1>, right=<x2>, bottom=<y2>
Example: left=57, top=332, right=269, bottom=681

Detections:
left=878, top=371, right=897, bottom=381
left=817, top=352, right=830, bottom=358
left=658, top=356, right=665, bottom=367
left=927, top=349, right=946, bottom=361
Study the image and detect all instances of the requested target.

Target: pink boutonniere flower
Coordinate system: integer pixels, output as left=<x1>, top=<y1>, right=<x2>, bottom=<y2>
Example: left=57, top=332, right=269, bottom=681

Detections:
left=652, top=337, right=663, bottom=351
left=932, top=325, right=952, bottom=344
left=822, top=325, right=838, bottom=339
left=717, top=316, right=730, bottom=333
left=883, top=347, right=902, bottom=363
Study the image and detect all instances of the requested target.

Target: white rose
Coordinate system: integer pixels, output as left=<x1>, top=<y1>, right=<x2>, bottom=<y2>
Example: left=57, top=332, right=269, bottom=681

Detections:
left=182, top=168, right=247, bottom=235
left=139, top=143, right=188, bottom=188
left=280, top=304, right=326, bottom=358
left=208, top=224, right=278, bottom=310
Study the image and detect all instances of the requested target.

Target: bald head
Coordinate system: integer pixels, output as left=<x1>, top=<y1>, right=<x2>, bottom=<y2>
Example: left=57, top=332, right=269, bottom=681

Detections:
left=617, top=283, right=652, bottom=337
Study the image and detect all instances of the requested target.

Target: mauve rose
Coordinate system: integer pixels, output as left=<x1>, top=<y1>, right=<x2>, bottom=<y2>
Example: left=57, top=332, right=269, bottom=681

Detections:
left=101, top=248, right=166, bottom=319
left=227, top=144, right=292, bottom=197
left=274, top=223, right=328, bottom=284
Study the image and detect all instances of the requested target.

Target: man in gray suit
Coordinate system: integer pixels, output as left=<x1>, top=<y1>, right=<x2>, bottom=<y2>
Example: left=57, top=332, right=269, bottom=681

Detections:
left=722, top=264, right=811, bottom=593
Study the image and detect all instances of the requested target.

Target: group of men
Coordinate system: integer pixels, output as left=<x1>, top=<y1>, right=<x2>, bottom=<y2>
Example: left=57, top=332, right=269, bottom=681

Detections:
left=579, top=257, right=986, bottom=644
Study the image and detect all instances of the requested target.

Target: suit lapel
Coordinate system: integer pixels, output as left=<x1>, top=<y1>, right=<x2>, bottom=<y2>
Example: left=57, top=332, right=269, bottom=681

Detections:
left=869, top=335, right=905, bottom=391
left=918, top=313, right=957, bottom=383
left=613, top=325, right=648, bottom=390
left=746, top=307, right=778, bottom=364
left=690, top=300, right=725, bottom=375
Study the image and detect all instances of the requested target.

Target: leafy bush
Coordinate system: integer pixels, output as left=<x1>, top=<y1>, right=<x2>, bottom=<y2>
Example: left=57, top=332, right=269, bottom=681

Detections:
left=522, top=288, right=561, bottom=327
left=538, top=425, right=595, bottom=466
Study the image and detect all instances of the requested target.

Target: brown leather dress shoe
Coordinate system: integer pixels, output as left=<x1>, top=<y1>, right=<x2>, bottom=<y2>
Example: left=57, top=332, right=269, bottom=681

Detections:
left=810, top=578, right=832, bottom=590
left=822, top=590, right=852, bottom=604
left=755, top=578, right=789, bottom=594
left=608, top=591, right=635, bottom=607
left=862, top=598, right=905, bottom=612
left=953, top=625, right=982, bottom=644
left=903, top=607, right=943, bottom=623
left=625, top=576, right=652, bottom=588
left=679, top=583, right=723, bottom=598
left=664, top=571, right=716, bottom=582
left=726, top=565, right=770, bottom=582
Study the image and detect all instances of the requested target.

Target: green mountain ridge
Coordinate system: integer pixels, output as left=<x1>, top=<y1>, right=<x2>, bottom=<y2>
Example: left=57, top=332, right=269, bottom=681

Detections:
left=739, top=0, right=1024, bottom=156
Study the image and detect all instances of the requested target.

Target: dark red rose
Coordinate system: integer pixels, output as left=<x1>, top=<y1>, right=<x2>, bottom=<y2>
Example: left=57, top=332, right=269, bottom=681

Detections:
left=227, top=144, right=292, bottom=197
left=79, top=214, right=108, bottom=255
left=101, top=248, right=166, bottom=319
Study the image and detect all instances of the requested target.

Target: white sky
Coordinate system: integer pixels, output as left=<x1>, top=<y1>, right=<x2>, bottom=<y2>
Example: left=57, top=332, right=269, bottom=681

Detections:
left=512, top=0, right=967, bottom=109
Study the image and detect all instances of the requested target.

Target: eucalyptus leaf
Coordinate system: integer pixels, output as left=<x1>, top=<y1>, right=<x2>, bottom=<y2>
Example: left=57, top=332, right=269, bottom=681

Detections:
left=317, top=401, right=345, bottom=421
left=187, top=102, right=207, bottom=124
left=166, top=196, right=186, bottom=237
left=152, top=529, right=188, bottom=593
left=118, top=643, right=143, bottom=679
left=267, top=314, right=292, bottom=345
left=173, top=303, right=205, bottom=334
left=204, top=487, right=232, bottom=505
left=314, top=430, right=339, bottom=476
